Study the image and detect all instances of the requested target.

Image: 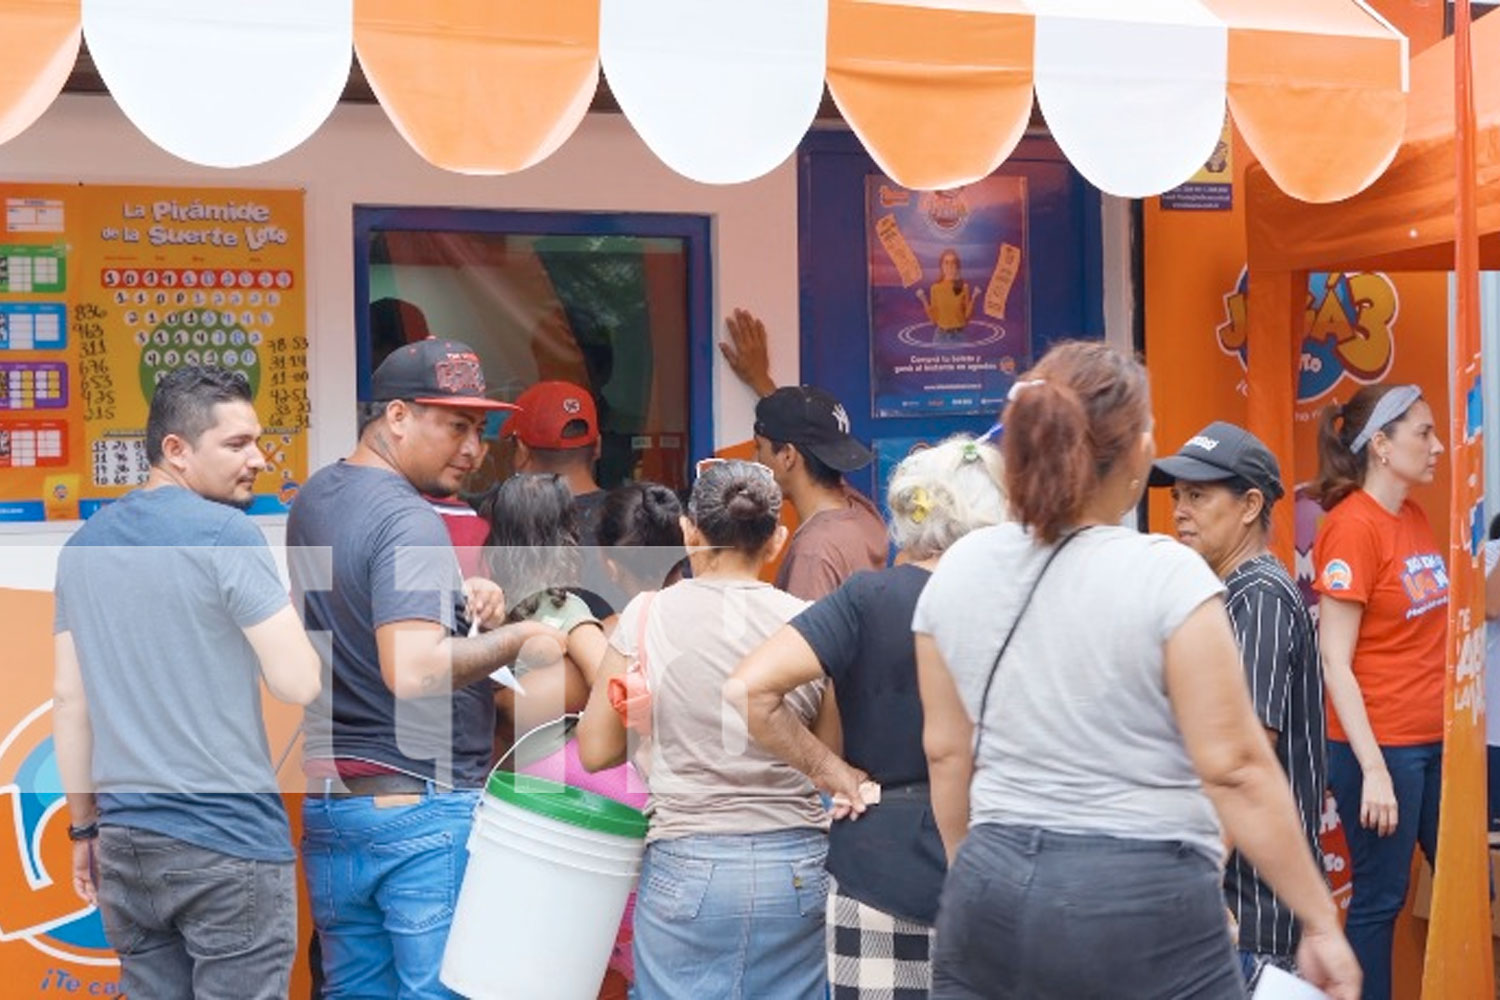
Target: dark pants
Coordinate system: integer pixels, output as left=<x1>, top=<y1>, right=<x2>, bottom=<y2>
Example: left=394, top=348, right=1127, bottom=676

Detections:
left=932, top=823, right=1244, bottom=999
left=96, top=825, right=297, bottom=1000
left=1487, top=745, right=1500, bottom=832
left=1327, top=740, right=1442, bottom=1000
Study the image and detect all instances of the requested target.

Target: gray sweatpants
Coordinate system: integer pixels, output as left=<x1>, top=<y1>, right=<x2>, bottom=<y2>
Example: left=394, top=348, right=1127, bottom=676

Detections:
left=96, top=825, right=297, bottom=1000
left=932, top=823, right=1246, bottom=1000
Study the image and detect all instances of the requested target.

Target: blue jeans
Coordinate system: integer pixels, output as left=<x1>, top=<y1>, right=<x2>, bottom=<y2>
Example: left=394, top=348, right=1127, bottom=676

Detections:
left=302, top=786, right=480, bottom=999
left=632, top=828, right=829, bottom=1000
left=1327, top=740, right=1442, bottom=1000
left=932, top=824, right=1244, bottom=999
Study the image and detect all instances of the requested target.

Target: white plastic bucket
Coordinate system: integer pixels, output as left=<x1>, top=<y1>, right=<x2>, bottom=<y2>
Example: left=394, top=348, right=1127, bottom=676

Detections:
left=472, top=797, right=644, bottom=863
left=440, top=771, right=648, bottom=1000
left=470, top=812, right=641, bottom=876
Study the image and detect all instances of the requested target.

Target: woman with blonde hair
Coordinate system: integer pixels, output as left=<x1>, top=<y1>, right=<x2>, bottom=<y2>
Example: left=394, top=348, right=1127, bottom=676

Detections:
left=914, top=342, right=1358, bottom=999
left=1311, top=384, right=1446, bottom=1000
left=732, top=434, right=1006, bottom=998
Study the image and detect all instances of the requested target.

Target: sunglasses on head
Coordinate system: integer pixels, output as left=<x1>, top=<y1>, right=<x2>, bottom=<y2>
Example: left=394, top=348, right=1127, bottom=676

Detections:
left=694, top=456, right=776, bottom=480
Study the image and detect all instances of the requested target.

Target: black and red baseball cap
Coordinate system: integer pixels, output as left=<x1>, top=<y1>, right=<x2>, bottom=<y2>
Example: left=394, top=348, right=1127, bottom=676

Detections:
left=371, top=338, right=516, bottom=412
left=504, top=381, right=599, bottom=449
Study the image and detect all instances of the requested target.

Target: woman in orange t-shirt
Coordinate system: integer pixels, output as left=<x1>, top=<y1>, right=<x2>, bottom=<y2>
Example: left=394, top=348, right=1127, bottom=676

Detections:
left=1311, top=383, right=1447, bottom=1000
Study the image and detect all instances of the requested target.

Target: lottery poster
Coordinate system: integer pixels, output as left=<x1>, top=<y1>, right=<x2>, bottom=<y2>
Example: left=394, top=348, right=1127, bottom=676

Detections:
left=866, top=175, right=1031, bottom=418
left=0, top=184, right=308, bottom=522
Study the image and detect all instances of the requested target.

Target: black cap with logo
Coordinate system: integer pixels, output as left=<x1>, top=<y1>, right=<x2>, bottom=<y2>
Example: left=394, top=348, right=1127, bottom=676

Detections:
left=1148, top=420, right=1285, bottom=501
left=371, top=337, right=516, bottom=411
left=754, top=386, right=874, bottom=473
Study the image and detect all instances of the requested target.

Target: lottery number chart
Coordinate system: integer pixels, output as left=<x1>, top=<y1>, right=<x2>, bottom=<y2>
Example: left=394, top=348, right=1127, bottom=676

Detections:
left=0, top=244, right=66, bottom=293
left=0, top=304, right=68, bottom=351
left=0, top=363, right=67, bottom=410
left=0, top=420, right=67, bottom=469
left=0, top=182, right=308, bottom=522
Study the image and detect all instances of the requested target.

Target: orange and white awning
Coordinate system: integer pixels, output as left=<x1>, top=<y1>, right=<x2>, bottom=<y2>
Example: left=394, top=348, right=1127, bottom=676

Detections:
left=1, top=0, right=1408, bottom=202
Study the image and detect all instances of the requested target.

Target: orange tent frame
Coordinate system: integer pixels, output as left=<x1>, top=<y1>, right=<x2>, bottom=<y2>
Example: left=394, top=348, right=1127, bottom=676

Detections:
left=1244, top=11, right=1500, bottom=568
left=1245, top=10, right=1496, bottom=997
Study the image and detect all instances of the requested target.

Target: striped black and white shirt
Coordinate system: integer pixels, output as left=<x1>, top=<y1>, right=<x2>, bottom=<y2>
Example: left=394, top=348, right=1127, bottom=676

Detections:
left=1222, top=553, right=1326, bottom=958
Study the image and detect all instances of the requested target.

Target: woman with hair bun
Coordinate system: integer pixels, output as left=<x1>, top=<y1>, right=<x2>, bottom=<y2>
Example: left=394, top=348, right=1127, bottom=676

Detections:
left=577, top=460, right=838, bottom=1000
left=596, top=482, right=689, bottom=618
left=1311, top=384, right=1446, bottom=1000
left=730, top=433, right=1006, bottom=998
left=913, top=342, right=1358, bottom=999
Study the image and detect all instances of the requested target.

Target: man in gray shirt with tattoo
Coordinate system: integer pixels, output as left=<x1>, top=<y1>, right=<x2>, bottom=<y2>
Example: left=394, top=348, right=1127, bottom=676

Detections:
left=289, top=338, right=563, bottom=998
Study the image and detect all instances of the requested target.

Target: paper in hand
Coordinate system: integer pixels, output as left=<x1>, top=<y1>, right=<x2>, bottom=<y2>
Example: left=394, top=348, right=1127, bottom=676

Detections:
left=1253, top=966, right=1329, bottom=1000
left=490, top=666, right=526, bottom=695
left=831, top=781, right=883, bottom=810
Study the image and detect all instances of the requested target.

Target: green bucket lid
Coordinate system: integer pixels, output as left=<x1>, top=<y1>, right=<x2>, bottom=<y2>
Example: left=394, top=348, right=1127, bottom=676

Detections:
left=486, top=770, right=648, bottom=840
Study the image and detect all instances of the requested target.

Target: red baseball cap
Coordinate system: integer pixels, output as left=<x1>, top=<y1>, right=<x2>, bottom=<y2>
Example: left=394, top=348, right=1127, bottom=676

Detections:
left=505, top=381, right=599, bottom=449
left=372, top=338, right=517, bottom=412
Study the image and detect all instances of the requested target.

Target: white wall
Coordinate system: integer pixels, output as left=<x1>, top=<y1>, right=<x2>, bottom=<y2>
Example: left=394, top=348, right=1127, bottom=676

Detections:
left=0, top=96, right=802, bottom=583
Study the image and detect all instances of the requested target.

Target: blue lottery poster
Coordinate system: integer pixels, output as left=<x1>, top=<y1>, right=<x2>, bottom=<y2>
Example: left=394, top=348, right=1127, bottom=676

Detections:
left=866, top=175, right=1031, bottom=418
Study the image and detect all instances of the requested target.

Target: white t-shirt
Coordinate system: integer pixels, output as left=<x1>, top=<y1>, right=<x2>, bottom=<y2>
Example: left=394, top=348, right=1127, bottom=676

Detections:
left=913, top=523, right=1227, bottom=860
left=610, top=577, right=826, bottom=843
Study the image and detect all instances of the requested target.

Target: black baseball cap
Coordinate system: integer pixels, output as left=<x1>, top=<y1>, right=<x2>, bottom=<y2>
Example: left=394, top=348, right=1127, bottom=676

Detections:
left=754, top=386, right=874, bottom=473
left=1148, top=420, right=1285, bottom=501
left=371, top=337, right=517, bottom=412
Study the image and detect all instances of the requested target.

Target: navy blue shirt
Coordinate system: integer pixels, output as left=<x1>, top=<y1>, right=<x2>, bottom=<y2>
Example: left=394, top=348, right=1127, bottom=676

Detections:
left=289, top=462, right=493, bottom=787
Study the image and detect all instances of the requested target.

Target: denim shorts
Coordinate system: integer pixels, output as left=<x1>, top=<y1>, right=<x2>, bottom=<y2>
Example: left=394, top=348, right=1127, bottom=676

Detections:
left=932, top=824, right=1245, bottom=1000
left=632, top=828, right=829, bottom=1000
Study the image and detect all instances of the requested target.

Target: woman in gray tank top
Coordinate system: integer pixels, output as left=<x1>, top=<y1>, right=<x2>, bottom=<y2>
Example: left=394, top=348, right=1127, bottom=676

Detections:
left=913, top=342, right=1358, bottom=1000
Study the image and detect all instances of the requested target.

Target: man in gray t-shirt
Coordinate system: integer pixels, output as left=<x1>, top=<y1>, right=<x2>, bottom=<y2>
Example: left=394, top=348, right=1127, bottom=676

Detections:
left=290, top=338, right=563, bottom=998
left=53, top=366, right=320, bottom=1000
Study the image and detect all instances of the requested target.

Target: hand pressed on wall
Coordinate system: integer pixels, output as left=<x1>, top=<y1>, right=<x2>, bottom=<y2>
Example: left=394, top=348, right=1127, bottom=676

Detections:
left=720, top=308, right=777, bottom=398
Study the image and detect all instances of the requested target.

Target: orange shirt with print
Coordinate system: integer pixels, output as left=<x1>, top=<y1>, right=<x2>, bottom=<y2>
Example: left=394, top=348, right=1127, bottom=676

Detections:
left=1313, top=489, right=1449, bottom=746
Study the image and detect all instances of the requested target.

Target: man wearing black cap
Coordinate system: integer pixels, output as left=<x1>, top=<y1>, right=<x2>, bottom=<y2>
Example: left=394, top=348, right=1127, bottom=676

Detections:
left=288, top=338, right=564, bottom=998
left=1150, top=421, right=1325, bottom=990
left=754, top=386, right=887, bottom=600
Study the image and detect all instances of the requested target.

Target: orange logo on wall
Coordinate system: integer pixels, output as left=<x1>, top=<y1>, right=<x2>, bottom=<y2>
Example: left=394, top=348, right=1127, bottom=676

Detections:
left=0, top=704, right=117, bottom=972
left=1217, top=268, right=1399, bottom=402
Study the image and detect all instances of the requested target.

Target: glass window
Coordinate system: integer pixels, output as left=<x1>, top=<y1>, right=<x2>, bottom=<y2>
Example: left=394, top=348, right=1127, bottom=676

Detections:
left=355, top=209, right=711, bottom=497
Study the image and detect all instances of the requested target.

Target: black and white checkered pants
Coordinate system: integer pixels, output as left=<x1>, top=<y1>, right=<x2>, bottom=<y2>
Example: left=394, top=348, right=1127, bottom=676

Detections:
left=826, top=875, right=936, bottom=1000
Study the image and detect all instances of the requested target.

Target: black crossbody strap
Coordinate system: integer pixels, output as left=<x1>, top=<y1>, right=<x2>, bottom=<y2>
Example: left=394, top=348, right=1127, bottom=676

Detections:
left=972, top=528, right=1089, bottom=760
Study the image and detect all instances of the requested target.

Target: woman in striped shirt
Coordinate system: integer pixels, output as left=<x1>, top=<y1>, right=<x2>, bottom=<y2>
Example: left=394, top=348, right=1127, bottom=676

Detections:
left=1151, top=421, right=1325, bottom=990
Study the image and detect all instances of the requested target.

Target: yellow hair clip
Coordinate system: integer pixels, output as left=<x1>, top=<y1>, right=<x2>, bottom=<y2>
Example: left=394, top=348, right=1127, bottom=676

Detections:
left=910, top=486, right=933, bottom=524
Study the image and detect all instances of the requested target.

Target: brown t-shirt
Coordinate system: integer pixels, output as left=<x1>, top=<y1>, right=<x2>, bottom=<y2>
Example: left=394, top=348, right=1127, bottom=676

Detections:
left=775, top=485, right=888, bottom=601
left=610, top=578, right=826, bottom=842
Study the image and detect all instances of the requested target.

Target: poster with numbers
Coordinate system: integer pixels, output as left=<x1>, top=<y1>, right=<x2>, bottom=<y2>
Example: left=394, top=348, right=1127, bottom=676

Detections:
left=0, top=184, right=308, bottom=521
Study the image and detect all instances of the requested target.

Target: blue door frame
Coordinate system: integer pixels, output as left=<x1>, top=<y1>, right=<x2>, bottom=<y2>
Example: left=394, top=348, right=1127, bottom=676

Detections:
left=796, top=131, right=1105, bottom=500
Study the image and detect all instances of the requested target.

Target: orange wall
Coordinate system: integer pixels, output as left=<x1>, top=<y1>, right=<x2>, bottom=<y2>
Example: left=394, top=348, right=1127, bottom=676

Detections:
left=0, top=587, right=314, bottom=997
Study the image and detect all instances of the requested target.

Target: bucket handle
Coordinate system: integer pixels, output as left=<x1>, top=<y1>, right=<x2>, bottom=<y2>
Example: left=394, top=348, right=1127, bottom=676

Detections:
left=491, top=712, right=582, bottom=778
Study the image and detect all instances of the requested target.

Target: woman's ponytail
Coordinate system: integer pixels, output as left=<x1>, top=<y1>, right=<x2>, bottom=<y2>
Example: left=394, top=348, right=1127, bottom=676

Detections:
left=1003, top=381, right=1093, bottom=544
left=1001, top=342, right=1150, bottom=545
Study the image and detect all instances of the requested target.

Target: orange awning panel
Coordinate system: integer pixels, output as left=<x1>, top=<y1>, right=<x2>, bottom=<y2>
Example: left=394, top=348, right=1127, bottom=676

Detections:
left=826, top=0, right=1034, bottom=192
left=0, top=0, right=80, bottom=146
left=0, top=0, right=1407, bottom=202
left=354, top=0, right=599, bottom=175
left=1205, top=0, right=1407, bottom=204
